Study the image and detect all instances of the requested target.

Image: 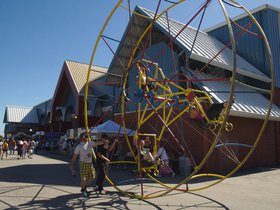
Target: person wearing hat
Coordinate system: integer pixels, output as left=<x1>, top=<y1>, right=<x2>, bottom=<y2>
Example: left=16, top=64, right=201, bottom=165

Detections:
left=70, top=134, right=104, bottom=197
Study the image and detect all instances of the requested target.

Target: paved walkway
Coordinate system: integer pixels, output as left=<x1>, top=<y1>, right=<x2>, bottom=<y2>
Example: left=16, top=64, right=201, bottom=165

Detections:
left=0, top=152, right=279, bottom=210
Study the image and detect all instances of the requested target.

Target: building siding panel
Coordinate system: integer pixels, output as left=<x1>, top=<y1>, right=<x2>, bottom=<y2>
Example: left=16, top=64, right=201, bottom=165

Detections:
left=208, top=7, right=280, bottom=88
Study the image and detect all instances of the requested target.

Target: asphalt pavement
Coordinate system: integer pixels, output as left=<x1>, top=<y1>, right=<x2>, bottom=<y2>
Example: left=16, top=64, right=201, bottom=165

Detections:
left=0, top=151, right=279, bottom=210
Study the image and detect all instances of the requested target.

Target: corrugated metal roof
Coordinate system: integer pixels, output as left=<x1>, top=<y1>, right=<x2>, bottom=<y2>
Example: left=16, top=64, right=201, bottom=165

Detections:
left=65, top=60, right=108, bottom=95
left=4, top=105, right=39, bottom=123
left=107, top=6, right=271, bottom=84
left=139, top=6, right=271, bottom=83
left=194, top=72, right=280, bottom=121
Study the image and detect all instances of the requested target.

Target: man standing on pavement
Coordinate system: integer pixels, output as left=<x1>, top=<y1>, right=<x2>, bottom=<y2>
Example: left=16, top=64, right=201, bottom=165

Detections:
left=70, top=134, right=103, bottom=197
left=95, top=134, right=117, bottom=194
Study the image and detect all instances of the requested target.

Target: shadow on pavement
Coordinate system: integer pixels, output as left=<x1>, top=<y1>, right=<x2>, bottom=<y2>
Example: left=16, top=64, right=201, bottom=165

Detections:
left=0, top=163, right=79, bottom=186
left=0, top=151, right=239, bottom=209
left=2, top=188, right=230, bottom=210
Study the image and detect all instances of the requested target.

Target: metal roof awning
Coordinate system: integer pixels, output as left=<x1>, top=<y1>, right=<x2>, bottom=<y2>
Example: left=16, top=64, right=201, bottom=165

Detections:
left=193, top=72, right=280, bottom=121
left=3, top=106, right=39, bottom=124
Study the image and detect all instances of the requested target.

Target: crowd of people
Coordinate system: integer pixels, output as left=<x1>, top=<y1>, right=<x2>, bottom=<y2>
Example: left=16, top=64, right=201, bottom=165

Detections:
left=1, top=133, right=181, bottom=199
left=0, top=138, right=37, bottom=160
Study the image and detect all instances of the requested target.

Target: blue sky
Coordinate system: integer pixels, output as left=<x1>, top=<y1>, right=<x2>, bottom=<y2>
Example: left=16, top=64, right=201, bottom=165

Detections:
left=0, top=0, right=279, bottom=136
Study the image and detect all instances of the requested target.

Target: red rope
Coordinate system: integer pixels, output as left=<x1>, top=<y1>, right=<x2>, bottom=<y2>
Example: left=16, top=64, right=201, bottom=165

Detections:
left=139, top=0, right=162, bottom=61
left=143, top=98, right=200, bottom=166
left=145, top=0, right=211, bottom=71
left=147, top=77, right=229, bottom=83
left=165, top=11, right=177, bottom=73
left=101, top=35, right=127, bottom=72
left=128, top=0, right=134, bottom=56
left=231, top=19, right=263, bottom=39
left=89, top=94, right=121, bottom=133
left=192, top=19, right=255, bottom=79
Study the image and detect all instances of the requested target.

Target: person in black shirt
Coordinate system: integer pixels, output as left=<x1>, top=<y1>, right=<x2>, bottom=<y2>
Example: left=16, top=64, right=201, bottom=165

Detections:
left=94, top=134, right=117, bottom=194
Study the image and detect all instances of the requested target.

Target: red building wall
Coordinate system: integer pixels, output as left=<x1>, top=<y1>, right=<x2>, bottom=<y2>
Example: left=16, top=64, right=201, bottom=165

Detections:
left=115, top=111, right=280, bottom=173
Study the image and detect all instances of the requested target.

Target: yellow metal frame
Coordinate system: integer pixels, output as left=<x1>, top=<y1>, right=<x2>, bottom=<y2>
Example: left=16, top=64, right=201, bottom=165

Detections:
left=134, top=59, right=232, bottom=133
left=83, top=0, right=274, bottom=199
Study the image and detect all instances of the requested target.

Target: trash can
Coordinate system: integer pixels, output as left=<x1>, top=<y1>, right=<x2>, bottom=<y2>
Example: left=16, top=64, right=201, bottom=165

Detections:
left=179, top=156, right=191, bottom=176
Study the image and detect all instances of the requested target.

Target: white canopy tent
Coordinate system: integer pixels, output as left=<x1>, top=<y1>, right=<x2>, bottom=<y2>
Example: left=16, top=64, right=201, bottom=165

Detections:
left=91, top=120, right=135, bottom=136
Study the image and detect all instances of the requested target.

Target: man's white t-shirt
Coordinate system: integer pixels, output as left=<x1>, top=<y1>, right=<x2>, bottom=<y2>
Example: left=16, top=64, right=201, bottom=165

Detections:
left=74, top=141, right=95, bottom=163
